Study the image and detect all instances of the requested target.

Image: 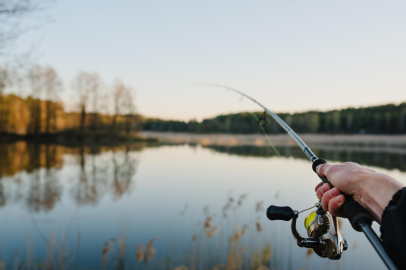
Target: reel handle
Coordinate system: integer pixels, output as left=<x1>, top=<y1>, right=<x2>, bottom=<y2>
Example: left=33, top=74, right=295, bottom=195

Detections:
left=266, top=205, right=294, bottom=221
left=312, top=159, right=372, bottom=232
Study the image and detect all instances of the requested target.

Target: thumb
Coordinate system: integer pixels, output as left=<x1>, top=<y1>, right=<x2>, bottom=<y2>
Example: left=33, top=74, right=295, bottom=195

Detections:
left=316, top=163, right=331, bottom=178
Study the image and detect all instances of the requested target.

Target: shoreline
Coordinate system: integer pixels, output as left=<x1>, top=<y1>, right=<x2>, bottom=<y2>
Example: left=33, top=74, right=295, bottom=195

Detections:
left=0, top=132, right=160, bottom=145
left=139, top=131, right=406, bottom=151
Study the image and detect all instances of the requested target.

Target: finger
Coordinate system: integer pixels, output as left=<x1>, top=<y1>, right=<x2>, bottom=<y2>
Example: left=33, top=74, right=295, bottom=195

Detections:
left=321, top=187, right=341, bottom=211
left=316, top=163, right=331, bottom=177
left=328, top=194, right=346, bottom=217
left=316, top=183, right=331, bottom=200
left=315, top=182, right=323, bottom=192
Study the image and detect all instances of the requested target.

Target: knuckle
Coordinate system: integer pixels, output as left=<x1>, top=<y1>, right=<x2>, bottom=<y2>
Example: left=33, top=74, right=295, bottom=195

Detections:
left=324, top=188, right=334, bottom=199
left=328, top=199, right=339, bottom=215
left=321, top=192, right=332, bottom=210
left=320, top=164, right=329, bottom=173
left=329, top=198, right=337, bottom=208
left=318, top=164, right=330, bottom=175
left=317, top=188, right=325, bottom=199
left=331, top=187, right=341, bottom=196
left=344, top=161, right=358, bottom=166
left=322, top=183, right=331, bottom=192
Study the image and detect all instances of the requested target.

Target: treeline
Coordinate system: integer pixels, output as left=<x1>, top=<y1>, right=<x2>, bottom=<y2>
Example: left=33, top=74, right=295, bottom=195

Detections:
left=0, top=65, right=139, bottom=137
left=143, top=103, right=406, bottom=134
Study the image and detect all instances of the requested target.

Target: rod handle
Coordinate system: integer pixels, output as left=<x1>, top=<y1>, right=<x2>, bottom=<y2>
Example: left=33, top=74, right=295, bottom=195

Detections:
left=312, top=159, right=372, bottom=232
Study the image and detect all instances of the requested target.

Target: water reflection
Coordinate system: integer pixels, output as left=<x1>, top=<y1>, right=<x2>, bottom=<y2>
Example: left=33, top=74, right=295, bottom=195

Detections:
left=73, top=146, right=138, bottom=205
left=0, top=142, right=63, bottom=177
left=1, top=142, right=405, bottom=212
left=0, top=142, right=143, bottom=210
left=0, top=142, right=402, bottom=269
left=205, top=145, right=406, bottom=171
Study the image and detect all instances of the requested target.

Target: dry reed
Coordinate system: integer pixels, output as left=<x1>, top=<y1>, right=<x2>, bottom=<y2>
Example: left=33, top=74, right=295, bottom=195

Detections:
left=136, top=244, right=144, bottom=261
left=102, top=241, right=111, bottom=264
left=145, top=238, right=158, bottom=262
left=204, top=217, right=212, bottom=228
left=256, top=222, right=263, bottom=232
left=241, top=225, right=249, bottom=237
left=237, top=193, right=248, bottom=206
left=205, top=226, right=221, bottom=238
left=306, top=248, right=314, bottom=258
left=262, top=247, right=271, bottom=265
left=256, top=201, right=264, bottom=213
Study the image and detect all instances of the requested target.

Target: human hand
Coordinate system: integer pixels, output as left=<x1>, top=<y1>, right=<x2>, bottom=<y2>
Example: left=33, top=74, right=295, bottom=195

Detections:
left=314, top=162, right=403, bottom=223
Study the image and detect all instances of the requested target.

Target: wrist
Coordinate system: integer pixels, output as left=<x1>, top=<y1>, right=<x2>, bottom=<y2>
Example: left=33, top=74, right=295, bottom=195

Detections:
left=360, top=173, right=403, bottom=223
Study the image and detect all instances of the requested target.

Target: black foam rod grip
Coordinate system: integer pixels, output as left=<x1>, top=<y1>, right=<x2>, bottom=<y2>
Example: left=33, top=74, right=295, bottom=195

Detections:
left=312, top=159, right=372, bottom=232
left=267, top=205, right=294, bottom=221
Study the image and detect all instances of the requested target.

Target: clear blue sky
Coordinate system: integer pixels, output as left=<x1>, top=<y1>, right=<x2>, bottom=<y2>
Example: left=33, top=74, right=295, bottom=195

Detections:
left=19, top=0, right=406, bottom=120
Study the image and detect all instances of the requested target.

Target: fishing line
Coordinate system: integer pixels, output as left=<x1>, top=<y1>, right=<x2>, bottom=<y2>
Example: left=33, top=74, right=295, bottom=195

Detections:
left=298, top=205, right=317, bottom=213
left=196, top=83, right=281, bottom=157
left=249, top=112, right=281, bottom=157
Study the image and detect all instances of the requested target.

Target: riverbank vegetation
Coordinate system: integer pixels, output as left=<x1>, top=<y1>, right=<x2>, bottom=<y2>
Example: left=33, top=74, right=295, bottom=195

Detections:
left=143, top=103, right=406, bottom=134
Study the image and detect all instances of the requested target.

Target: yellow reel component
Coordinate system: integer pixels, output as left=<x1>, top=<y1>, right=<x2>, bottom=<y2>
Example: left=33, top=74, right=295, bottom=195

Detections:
left=304, top=211, right=316, bottom=237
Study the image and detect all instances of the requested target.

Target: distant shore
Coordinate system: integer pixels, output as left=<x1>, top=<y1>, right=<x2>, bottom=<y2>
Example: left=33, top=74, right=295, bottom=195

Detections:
left=0, top=132, right=159, bottom=145
left=140, top=132, right=406, bottom=153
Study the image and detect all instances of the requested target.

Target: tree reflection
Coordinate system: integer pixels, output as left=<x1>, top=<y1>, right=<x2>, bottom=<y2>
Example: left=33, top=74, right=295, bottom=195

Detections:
left=74, top=146, right=99, bottom=205
left=0, top=142, right=64, bottom=177
left=27, top=144, right=61, bottom=212
left=0, top=143, right=142, bottom=210
left=112, top=145, right=137, bottom=200
left=72, top=145, right=138, bottom=205
left=0, top=180, right=5, bottom=207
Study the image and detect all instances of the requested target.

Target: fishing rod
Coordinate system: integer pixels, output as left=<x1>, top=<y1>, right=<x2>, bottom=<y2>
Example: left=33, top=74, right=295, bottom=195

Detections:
left=202, top=84, right=398, bottom=270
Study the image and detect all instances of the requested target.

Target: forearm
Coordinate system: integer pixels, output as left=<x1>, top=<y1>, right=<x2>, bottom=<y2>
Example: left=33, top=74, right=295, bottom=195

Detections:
left=359, top=173, right=403, bottom=223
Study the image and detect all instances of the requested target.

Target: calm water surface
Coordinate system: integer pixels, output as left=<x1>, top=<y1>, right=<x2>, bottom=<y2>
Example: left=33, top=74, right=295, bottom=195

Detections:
left=1, top=142, right=406, bottom=269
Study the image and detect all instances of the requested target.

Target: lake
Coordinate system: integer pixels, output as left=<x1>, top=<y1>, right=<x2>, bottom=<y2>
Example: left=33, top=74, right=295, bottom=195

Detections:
left=0, top=140, right=405, bottom=270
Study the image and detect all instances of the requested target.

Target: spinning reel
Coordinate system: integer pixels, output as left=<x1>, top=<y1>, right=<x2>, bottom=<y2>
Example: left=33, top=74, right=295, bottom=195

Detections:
left=267, top=202, right=348, bottom=260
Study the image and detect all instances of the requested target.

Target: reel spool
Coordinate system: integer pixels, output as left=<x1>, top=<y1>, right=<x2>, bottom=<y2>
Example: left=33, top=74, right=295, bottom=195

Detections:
left=305, top=211, right=317, bottom=236
left=304, top=211, right=329, bottom=237
left=267, top=203, right=347, bottom=260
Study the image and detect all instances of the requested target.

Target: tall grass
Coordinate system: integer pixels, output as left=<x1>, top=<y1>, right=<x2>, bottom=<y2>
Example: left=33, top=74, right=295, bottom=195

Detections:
left=95, top=192, right=279, bottom=270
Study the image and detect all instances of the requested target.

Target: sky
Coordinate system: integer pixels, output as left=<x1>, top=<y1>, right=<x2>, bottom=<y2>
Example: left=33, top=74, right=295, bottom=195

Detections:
left=16, top=0, right=406, bottom=121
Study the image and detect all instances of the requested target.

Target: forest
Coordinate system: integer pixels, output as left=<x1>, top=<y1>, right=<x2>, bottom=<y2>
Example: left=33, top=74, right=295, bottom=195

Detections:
left=143, top=102, right=406, bottom=134
left=0, top=66, right=141, bottom=142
